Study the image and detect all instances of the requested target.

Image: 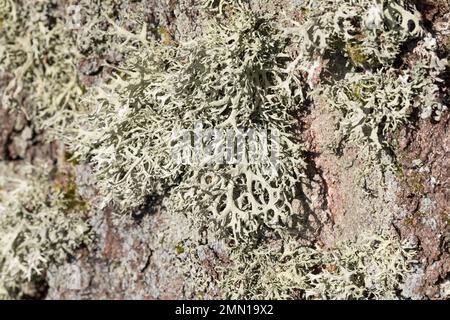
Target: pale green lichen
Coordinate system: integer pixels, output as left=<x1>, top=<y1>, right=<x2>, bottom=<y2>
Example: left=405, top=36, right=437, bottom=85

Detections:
left=0, top=0, right=83, bottom=138
left=200, top=0, right=249, bottom=14
left=289, top=0, right=424, bottom=69
left=70, top=7, right=306, bottom=243
left=318, top=34, right=447, bottom=169
left=0, top=0, right=446, bottom=300
left=283, top=0, right=447, bottom=170
left=70, top=0, right=151, bottom=57
left=219, top=234, right=417, bottom=299
left=0, top=164, right=92, bottom=299
left=0, top=0, right=147, bottom=140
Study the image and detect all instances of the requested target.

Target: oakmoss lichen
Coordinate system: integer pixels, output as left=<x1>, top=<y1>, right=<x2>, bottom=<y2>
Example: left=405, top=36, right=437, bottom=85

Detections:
left=219, top=234, right=417, bottom=299
left=0, top=0, right=447, bottom=300
left=0, top=164, right=92, bottom=299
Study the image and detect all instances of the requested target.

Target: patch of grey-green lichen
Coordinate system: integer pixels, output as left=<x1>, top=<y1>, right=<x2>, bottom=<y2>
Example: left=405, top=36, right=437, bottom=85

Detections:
left=317, top=34, right=447, bottom=171
left=1, top=0, right=445, bottom=300
left=71, top=0, right=155, bottom=57
left=0, top=0, right=154, bottom=141
left=70, top=6, right=307, bottom=243
left=200, top=0, right=250, bottom=14
left=219, top=234, right=417, bottom=299
left=0, top=163, right=92, bottom=299
left=0, top=0, right=83, bottom=138
left=284, top=0, right=447, bottom=171
left=167, top=10, right=307, bottom=243
left=288, top=0, right=423, bottom=69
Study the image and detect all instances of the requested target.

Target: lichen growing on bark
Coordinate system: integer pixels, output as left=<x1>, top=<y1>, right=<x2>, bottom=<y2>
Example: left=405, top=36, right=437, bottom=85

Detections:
left=0, top=0, right=447, bottom=300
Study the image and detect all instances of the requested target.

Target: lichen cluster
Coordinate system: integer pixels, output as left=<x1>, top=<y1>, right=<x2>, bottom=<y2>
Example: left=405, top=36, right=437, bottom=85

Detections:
left=219, top=234, right=417, bottom=299
left=0, top=0, right=447, bottom=299
left=201, top=0, right=249, bottom=14
left=320, top=47, right=447, bottom=167
left=0, top=0, right=82, bottom=138
left=293, top=0, right=423, bottom=68
left=289, top=0, right=448, bottom=166
left=0, top=164, right=91, bottom=299
left=70, top=8, right=306, bottom=243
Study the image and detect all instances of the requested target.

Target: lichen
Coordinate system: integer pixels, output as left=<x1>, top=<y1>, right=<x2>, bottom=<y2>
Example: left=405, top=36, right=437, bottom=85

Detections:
left=219, top=234, right=417, bottom=299
left=288, top=0, right=424, bottom=69
left=201, top=0, right=249, bottom=15
left=0, top=164, right=92, bottom=299
left=0, top=0, right=83, bottom=138
left=0, top=0, right=447, bottom=300
left=317, top=34, right=447, bottom=170
left=70, top=6, right=306, bottom=243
